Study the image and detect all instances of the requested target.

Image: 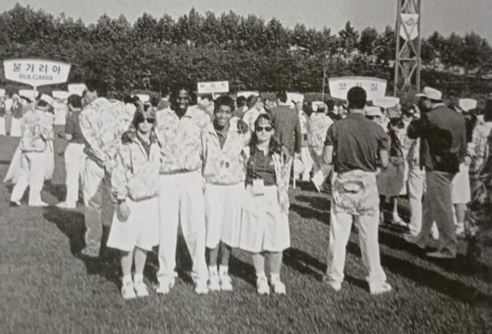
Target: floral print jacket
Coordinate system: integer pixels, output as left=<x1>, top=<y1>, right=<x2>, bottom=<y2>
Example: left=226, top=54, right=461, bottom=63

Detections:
left=19, top=109, right=54, bottom=152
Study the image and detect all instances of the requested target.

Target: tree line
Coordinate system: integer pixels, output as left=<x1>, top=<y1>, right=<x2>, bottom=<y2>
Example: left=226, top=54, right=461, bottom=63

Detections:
left=0, top=4, right=491, bottom=98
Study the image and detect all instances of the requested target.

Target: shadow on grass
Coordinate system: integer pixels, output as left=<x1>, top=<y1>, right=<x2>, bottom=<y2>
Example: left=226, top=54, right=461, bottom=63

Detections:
left=295, top=195, right=330, bottom=212
left=290, top=203, right=330, bottom=224
left=283, top=247, right=326, bottom=281
left=345, top=241, right=492, bottom=308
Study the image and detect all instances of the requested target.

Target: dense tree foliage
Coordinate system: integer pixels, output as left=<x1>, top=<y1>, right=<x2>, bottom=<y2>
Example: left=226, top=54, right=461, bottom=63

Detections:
left=0, top=4, right=491, bottom=97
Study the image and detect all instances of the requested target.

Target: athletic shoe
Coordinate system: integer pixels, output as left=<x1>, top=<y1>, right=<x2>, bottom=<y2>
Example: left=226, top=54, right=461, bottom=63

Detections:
left=256, top=276, right=270, bottom=295
left=426, top=249, right=456, bottom=259
left=270, top=278, right=286, bottom=295
left=195, top=278, right=209, bottom=294
left=403, top=234, right=426, bottom=250
left=57, top=201, right=76, bottom=209
left=133, top=280, right=149, bottom=298
left=219, top=274, right=233, bottom=292
left=80, top=247, right=99, bottom=258
left=121, top=282, right=137, bottom=300
left=29, top=201, right=49, bottom=207
left=9, top=200, right=21, bottom=207
left=322, top=276, right=342, bottom=291
left=208, top=273, right=221, bottom=291
left=156, top=277, right=175, bottom=294
left=369, top=282, right=392, bottom=295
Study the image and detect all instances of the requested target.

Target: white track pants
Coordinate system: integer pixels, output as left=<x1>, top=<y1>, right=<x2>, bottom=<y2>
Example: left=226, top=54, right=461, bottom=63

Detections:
left=64, top=143, right=85, bottom=204
left=157, top=171, right=207, bottom=282
left=10, top=151, right=46, bottom=204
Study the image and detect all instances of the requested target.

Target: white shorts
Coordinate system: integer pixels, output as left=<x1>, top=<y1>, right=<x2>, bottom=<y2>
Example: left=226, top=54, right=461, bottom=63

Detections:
left=239, top=185, right=290, bottom=253
left=205, top=182, right=245, bottom=248
left=107, top=197, right=159, bottom=252
left=451, top=163, right=471, bottom=204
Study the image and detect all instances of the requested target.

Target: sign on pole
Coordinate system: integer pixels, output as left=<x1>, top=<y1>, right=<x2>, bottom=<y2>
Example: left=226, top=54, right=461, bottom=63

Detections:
left=400, top=14, right=419, bottom=41
left=328, top=76, right=387, bottom=101
left=52, top=90, right=70, bottom=101
left=0, top=88, right=5, bottom=97
left=18, top=89, right=37, bottom=100
left=197, top=81, right=229, bottom=95
left=3, top=58, right=71, bottom=89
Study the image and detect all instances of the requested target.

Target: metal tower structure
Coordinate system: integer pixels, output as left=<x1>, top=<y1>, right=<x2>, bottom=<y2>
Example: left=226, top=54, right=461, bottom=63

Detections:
left=394, top=0, right=421, bottom=95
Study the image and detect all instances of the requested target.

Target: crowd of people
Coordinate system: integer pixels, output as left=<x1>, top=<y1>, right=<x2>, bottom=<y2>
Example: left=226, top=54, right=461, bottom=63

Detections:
left=1, top=80, right=491, bottom=300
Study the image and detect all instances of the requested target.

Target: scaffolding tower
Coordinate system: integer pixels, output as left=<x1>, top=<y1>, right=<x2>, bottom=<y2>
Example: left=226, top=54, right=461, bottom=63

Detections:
left=394, top=0, right=422, bottom=95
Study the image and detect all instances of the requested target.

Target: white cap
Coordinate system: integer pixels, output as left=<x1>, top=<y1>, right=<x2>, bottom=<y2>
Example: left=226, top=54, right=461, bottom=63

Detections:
left=458, top=98, right=478, bottom=112
left=40, top=94, right=55, bottom=106
left=365, top=106, right=383, bottom=117
left=373, top=96, right=400, bottom=109
left=416, top=87, right=443, bottom=101
left=135, top=94, right=150, bottom=103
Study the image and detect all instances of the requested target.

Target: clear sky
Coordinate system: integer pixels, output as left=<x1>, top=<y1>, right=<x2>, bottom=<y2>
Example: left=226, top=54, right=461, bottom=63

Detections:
left=1, top=0, right=491, bottom=42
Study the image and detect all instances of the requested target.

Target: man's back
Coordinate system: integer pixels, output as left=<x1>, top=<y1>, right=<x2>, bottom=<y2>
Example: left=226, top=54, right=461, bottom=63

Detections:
left=270, top=105, right=301, bottom=155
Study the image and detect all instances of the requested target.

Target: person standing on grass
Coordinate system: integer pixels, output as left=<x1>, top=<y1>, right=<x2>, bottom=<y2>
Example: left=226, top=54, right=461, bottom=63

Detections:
left=154, top=85, right=211, bottom=295
left=57, top=95, right=86, bottom=209
left=322, top=86, right=392, bottom=295
left=107, top=109, right=160, bottom=300
left=202, top=95, right=250, bottom=292
left=9, top=95, right=55, bottom=207
left=79, top=80, right=136, bottom=258
left=405, top=87, right=467, bottom=259
left=239, top=113, right=292, bottom=295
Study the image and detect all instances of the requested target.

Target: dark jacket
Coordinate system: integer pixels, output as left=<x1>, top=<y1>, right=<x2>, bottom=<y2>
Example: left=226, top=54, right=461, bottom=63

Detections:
left=407, top=104, right=467, bottom=174
left=269, top=105, right=302, bottom=155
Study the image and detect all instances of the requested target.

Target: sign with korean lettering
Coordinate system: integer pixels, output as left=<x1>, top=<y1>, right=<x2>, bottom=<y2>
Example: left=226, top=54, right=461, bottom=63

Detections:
left=68, top=83, right=87, bottom=96
left=328, top=76, right=387, bottom=101
left=197, top=81, right=229, bottom=95
left=3, top=59, right=71, bottom=88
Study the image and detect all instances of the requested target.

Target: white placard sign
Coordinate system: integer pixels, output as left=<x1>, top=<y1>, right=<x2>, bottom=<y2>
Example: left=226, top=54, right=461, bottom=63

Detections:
left=4, top=58, right=71, bottom=88
left=287, top=92, right=304, bottom=104
left=135, top=94, right=150, bottom=103
left=52, top=90, right=70, bottom=100
left=68, top=83, right=87, bottom=96
left=237, top=91, right=259, bottom=98
left=459, top=98, right=478, bottom=112
left=197, top=81, right=229, bottom=95
left=328, top=76, right=387, bottom=101
left=18, top=89, right=37, bottom=100
left=0, top=88, right=5, bottom=97
left=373, top=96, right=400, bottom=109
left=400, top=14, right=419, bottom=41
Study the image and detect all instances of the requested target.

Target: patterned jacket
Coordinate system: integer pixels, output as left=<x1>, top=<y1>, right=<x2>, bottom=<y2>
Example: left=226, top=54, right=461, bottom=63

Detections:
left=307, top=113, right=333, bottom=156
left=111, top=134, right=161, bottom=202
left=79, top=98, right=135, bottom=169
left=202, top=117, right=250, bottom=185
left=154, top=106, right=212, bottom=174
left=19, top=109, right=54, bottom=152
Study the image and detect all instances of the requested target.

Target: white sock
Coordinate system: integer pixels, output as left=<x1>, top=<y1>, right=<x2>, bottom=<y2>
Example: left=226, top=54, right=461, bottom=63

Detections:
left=208, top=266, right=218, bottom=276
left=134, top=273, right=144, bottom=283
left=270, top=273, right=280, bottom=282
left=122, top=275, right=133, bottom=285
left=219, top=265, right=228, bottom=276
left=256, top=272, right=266, bottom=280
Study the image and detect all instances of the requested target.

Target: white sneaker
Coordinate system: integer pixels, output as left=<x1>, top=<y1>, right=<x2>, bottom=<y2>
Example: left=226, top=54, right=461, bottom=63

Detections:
left=219, top=274, right=233, bottom=292
left=256, top=276, right=270, bottom=295
left=121, top=282, right=137, bottom=300
left=322, top=276, right=342, bottom=291
left=81, top=247, right=99, bottom=258
left=195, top=278, right=209, bottom=294
left=271, top=278, right=286, bottom=295
left=208, top=274, right=221, bottom=291
left=156, top=277, right=175, bottom=294
left=133, top=280, right=149, bottom=297
left=29, top=201, right=49, bottom=207
left=369, top=282, right=392, bottom=295
left=57, top=201, right=76, bottom=209
left=9, top=200, right=21, bottom=207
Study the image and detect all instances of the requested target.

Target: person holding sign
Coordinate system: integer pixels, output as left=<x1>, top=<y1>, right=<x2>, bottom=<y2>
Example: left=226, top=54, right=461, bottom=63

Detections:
left=10, top=95, right=55, bottom=206
left=239, top=114, right=292, bottom=295
left=107, top=108, right=160, bottom=300
left=202, top=96, right=250, bottom=292
left=79, top=80, right=136, bottom=258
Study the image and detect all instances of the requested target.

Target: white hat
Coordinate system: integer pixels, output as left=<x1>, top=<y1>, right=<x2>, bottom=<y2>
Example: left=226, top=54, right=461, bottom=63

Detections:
left=365, top=106, right=383, bottom=117
left=373, top=96, right=400, bottom=109
left=416, top=87, right=443, bottom=101
left=458, top=98, right=478, bottom=112
left=40, top=94, right=55, bottom=106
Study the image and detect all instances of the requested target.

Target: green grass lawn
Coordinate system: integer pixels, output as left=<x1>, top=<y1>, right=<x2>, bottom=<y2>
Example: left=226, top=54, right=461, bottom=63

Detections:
left=0, top=136, right=491, bottom=333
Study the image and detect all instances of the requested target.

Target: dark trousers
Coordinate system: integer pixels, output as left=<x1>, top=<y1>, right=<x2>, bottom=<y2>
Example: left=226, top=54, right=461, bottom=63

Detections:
left=416, top=170, right=457, bottom=254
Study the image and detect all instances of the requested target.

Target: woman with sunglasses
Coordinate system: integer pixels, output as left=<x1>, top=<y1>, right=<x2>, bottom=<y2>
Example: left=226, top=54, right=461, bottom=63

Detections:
left=239, top=113, right=291, bottom=295
left=107, top=108, right=160, bottom=300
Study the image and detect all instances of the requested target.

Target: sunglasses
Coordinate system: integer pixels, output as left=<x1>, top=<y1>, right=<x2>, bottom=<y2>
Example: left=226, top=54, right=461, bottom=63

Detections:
left=366, top=115, right=381, bottom=120
left=255, top=126, right=273, bottom=132
left=141, top=117, right=155, bottom=124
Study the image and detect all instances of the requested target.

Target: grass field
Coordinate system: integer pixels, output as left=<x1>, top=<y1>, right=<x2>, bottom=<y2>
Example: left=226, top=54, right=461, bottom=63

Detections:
left=0, top=135, right=491, bottom=334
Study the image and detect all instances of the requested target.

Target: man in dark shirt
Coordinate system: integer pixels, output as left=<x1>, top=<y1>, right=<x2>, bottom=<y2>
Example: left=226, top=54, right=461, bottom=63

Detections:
left=269, top=91, right=302, bottom=157
left=322, top=86, right=391, bottom=295
left=57, top=94, right=85, bottom=209
left=406, top=87, right=467, bottom=259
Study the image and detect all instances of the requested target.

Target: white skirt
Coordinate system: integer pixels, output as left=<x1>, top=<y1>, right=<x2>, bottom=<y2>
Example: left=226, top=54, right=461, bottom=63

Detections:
left=10, top=118, right=21, bottom=137
left=205, top=182, right=245, bottom=248
left=239, top=185, right=290, bottom=253
left=107, top=197, right=159, bottom=252
left=452, top=163, right=471, bottom=204
left=0, top=117, right=5, bottom=135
